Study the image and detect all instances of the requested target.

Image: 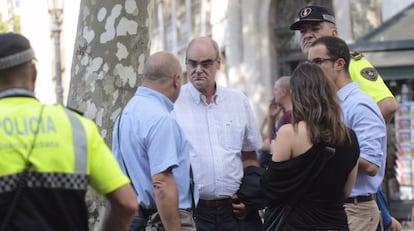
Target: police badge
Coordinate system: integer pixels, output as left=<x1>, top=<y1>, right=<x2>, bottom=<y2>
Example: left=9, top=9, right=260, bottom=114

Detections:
left=360, top=67, right=378, bottom=81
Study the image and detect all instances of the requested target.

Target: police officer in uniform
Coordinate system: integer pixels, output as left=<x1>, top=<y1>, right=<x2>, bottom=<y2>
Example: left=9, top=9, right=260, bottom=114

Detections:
left=0, top=32, right=137, bottom=231
left=290, top=5, right=398, bottom=123
left=290, top=5, right=401, bottom=231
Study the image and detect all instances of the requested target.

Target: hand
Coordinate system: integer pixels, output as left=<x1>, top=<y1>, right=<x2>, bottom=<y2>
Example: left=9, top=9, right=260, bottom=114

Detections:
left=260, top=138, right=271, bottom=152
left=268, top=98, right=281, bottom=119
left=232, top=196, right=250, bottom=220
left=385, top=217, right=402, bottom=231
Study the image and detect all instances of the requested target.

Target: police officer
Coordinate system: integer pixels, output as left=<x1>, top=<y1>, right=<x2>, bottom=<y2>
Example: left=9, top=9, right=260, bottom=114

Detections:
left=290, top=5, right=398, bottom=123
left=0, top=32, right=137, bottom=231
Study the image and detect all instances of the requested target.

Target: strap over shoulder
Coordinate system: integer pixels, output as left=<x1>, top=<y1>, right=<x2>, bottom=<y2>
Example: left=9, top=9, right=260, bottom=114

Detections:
left=350, top=50, right=364, bottom=60
left=65, top=106, right=85, bottom=116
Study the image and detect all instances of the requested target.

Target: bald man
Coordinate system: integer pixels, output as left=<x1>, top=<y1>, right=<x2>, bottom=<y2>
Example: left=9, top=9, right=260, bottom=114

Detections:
left=112, top=51, right=196, bottom=231
left=260, top=76, right=293, bottom=168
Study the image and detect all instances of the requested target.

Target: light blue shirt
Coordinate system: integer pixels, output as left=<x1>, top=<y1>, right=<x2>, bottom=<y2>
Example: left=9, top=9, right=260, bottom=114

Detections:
left=337, top=82, right=386, bottom=197
left=112, top=87, right=197, bottom=210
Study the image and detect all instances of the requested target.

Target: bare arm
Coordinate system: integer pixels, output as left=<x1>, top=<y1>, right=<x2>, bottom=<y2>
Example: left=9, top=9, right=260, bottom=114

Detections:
left=358, top=157, right=378, bottom=176
left=104, top=183, right=138, bottom=231
left=271, top=125, right=294, bottom=162
left=241, top=150, right=260, bottom=168
left=260, top=115, right=269, bottom=140
left=152, top=168, right=181, bottom=231
left=377, top=97, right=398, bottom=124
left=259, top=116, right=271, bottom=153
left=344, top=163, right=358, bottom=198
left=267, top=99, right=282, bottom=140
left=386, top=217, right=402, bottom=231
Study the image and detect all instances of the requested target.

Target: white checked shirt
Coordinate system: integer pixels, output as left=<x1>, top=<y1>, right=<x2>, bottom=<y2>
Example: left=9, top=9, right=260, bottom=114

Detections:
left=172, top=83, right=263, bottom=200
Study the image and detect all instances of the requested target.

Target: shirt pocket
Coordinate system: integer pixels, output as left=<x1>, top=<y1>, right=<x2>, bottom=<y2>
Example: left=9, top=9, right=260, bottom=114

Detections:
left=217, top=119, right=244, bottom=151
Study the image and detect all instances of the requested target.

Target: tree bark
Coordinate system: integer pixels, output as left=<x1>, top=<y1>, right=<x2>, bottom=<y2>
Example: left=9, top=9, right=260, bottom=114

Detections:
left=67, top=0, right=153, bottom=229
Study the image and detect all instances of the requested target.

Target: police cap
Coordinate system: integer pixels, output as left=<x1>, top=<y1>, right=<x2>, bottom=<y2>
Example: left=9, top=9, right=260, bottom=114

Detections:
left=0, top=32, right=35, bottom=71
left=290, top=5, right=336, bottom=30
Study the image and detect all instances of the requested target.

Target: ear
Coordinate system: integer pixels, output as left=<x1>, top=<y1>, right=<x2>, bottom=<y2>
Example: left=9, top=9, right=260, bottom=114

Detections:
left=331, top=28, right=338, bottom=37
left=174, top=73, right=181, bottom=88
left=216, top=59, right=221, bottom=70
left=335, top=58, right=346, bottom=71
left=31, top=63, right=37, bottom=88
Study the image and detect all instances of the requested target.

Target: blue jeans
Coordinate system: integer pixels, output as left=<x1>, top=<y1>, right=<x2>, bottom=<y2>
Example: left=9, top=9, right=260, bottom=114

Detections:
left=129, top=214, right=146, bottom=231
left=195, top=205, right=263, bottom=231
left=195, top=206, right=239, bottom=231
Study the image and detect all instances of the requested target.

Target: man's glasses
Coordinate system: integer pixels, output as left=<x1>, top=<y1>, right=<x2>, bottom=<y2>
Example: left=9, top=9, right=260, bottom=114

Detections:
left=186, top=58, right=217, bottom=69
left=311, top=57, right=337, bottom=65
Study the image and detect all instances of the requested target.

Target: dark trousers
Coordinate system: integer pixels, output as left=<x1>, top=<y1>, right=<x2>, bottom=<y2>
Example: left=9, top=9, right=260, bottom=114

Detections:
left=195, top=206, right=263, bottom=231
left=128, top=214, right=146, bottom=231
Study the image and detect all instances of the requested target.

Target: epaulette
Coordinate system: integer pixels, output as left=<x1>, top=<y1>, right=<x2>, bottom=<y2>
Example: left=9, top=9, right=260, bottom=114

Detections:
left=350, top=50, right=364, bottom=60
left=65, top=106, right=85, bottom=116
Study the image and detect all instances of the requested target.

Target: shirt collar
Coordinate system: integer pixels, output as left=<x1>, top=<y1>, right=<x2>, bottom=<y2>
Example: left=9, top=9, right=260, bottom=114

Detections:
left=0, top=88, right=36, bottom=99
left=337, top=82, right=359, bottom=102
left=136, top=86, right=174, bottom=112
left=188, top=82, right=220, bottom=105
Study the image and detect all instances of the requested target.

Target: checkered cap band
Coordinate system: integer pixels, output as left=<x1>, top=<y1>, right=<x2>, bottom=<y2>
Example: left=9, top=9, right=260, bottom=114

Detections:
left=0, top=48, right=35, bottom=70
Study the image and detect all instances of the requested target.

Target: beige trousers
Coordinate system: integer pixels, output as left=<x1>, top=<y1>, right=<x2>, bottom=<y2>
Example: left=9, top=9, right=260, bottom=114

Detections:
left=344, top=200, right=380, bottom=231
left=145, top=210, right=196, bottom=231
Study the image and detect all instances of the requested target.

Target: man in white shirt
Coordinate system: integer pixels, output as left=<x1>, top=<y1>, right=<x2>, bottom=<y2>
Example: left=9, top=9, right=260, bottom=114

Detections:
left=173, top=37, right=263, bottom=231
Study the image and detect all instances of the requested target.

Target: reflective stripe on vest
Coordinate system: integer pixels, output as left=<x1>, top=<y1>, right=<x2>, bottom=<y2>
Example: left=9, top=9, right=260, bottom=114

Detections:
left=64, top=108, right=87, bottom=174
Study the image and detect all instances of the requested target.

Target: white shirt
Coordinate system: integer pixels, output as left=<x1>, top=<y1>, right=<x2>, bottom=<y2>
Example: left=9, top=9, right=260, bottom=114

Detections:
left=173, top=83, right=263, bottom=200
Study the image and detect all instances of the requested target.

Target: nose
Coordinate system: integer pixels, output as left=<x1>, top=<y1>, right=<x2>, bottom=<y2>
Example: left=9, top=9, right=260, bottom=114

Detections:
left=301, top=29, right=314, bottom=39
left=195, top=64, right=203, bottom=73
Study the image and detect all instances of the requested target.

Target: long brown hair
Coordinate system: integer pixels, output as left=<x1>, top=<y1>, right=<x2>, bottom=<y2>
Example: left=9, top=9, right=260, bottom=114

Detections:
left=290, top=62, right=349, bottom=145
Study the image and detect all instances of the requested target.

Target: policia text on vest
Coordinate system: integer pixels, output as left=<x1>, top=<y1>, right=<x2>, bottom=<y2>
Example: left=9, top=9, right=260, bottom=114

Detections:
left=0, top=115, right=58, bottom=151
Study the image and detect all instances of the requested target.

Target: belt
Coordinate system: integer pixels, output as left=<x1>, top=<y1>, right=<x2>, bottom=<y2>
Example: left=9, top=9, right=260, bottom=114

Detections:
left=344, top=194, right=376, bottom=204
left=198, top=198, right=235, bottom=208
left=138, top=206, right=157, bottom=220
left=138, top=206, right=191, bottom=220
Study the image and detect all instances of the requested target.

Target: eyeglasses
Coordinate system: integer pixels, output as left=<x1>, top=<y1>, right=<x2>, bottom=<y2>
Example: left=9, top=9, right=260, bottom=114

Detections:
left=311, top=57, right=337, bottom=65
left=186, top=58, right=217, bottom=69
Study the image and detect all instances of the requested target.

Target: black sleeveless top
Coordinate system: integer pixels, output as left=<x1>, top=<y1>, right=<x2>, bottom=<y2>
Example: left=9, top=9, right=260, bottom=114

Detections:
left=261, top=128, right=360, bottom=230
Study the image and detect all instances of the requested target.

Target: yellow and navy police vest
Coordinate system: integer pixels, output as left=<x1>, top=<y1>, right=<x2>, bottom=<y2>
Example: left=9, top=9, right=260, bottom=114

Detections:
left=0, top=88, right=129, bottom=231
left=349, top=51, right=394, bottom=103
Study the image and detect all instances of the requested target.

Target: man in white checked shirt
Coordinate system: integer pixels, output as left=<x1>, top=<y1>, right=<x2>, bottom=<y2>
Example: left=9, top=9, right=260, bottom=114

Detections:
left=172, top=37, right=264, bottom=231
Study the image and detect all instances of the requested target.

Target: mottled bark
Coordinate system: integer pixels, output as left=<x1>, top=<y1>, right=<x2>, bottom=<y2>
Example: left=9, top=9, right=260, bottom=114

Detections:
left=67, top=0, right=153, bottom=229
left=350, top=0, right=382, bottom=39
left=68, top=0, right=152, bottom=143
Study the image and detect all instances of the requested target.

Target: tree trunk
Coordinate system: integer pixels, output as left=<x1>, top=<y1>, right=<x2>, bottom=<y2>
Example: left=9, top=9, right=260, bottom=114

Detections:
left=67, top=0, right=153, bottom=229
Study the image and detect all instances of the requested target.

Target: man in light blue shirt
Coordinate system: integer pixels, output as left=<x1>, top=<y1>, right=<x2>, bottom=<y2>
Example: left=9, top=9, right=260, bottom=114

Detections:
left=112, top=51, right=197, bottom=231
left=308, top=36, right=386, bottom=231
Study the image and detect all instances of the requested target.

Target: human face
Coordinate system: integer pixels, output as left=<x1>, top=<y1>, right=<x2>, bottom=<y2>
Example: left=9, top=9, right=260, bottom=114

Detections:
left=308, top=44, right=337, bottom=84
left=272, top=82, right=285, bottom=105
left=299, top=22, right=337, bottom=55
left=186, top=39, right=220, bottom=94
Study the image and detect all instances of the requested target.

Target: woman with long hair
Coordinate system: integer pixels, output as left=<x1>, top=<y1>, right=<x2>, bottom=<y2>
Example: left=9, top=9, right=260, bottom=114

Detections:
left=261, top=62, right=359, bottom=230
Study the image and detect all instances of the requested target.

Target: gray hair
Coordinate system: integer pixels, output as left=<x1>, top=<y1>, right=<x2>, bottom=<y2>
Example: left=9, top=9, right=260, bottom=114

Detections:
left=185, top=37, right=221, bottom=60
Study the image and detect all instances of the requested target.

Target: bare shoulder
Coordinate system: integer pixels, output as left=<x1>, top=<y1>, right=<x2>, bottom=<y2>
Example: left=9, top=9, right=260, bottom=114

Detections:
left=277, top=123, right=294, bottom=136
left=272, top=124, right=295, bottom=162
